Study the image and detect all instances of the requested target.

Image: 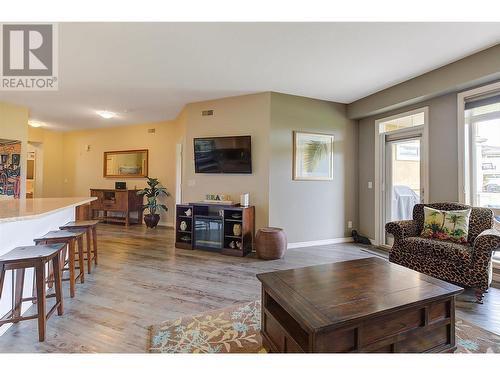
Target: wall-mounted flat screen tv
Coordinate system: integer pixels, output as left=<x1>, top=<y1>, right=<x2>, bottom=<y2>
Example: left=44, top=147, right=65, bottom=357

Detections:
left=194, top=135, right=252, bottom=174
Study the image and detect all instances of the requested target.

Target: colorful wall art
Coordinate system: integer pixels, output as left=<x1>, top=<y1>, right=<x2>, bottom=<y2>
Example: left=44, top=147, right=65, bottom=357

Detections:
left=0, top=140, right=22, bottom=198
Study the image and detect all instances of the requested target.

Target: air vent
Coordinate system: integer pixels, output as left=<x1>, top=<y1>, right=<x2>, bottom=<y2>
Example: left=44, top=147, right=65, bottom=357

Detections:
left=202, top=110, right=214, bottom=116
left=147, top=128, right=156, bottom=133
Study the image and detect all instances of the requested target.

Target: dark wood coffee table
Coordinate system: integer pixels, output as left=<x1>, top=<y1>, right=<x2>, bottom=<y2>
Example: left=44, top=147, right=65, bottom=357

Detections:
left=256, top=257, right=463, bottom=353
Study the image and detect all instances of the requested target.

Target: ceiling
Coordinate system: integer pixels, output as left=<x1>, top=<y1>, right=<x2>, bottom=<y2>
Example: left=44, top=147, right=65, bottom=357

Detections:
left=1, top=22, right=500, bottom=131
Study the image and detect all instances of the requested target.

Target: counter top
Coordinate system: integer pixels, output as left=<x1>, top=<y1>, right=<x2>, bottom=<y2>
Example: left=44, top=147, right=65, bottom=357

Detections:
left=0, top=197, right=97, bottom=223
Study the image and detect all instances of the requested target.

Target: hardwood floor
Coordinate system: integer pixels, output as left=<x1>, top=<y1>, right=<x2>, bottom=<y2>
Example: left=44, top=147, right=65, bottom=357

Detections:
left=0, top=224, right=498, bottom=352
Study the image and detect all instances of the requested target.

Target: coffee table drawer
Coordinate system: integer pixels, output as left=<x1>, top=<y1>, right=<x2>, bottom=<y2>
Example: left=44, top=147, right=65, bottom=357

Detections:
left=284, top=335, right=305, bottom=353
left=263, top=312, right=306, bottom=353
left=263, top=312, right=284, bottom=352
left=396, top=324, right=449, bottom=353
left=361, top=307, right=424, bottom=346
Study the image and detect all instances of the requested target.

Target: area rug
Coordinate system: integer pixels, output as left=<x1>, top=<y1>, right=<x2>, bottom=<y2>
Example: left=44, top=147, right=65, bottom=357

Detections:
left=148, top=300, right=500, bottom=353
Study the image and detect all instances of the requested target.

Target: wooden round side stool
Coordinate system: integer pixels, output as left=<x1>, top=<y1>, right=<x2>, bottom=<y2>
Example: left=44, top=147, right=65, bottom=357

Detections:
left=255, top=227, right=287, bottom=260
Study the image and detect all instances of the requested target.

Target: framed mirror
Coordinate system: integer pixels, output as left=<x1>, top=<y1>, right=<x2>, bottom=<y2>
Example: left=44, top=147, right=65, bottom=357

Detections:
left=104, top=149, right=148, bottom=178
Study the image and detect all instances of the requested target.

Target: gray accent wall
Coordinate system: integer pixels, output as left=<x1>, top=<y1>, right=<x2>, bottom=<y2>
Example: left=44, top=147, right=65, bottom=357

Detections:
left=180, top=92, right=358, bottom=243
left=358, top=92, right=460, bottom=240
left=348, top=44, right=500, bottom=119
left=269, top=93, right=358, bottom=242
left=353, top=44, right=500, bottom=240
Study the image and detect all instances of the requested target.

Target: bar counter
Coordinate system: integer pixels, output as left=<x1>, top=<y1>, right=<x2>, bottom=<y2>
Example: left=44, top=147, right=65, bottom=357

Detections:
left=0, top=197, right=96, bottom=223
left=0, top=197, right=96, bottom=334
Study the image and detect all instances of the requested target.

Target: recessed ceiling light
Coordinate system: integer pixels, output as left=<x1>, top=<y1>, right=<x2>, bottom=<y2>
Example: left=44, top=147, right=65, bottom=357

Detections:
left=28, top=120, right=43, bottom=128
left=97, top=110, right=116, bottom=119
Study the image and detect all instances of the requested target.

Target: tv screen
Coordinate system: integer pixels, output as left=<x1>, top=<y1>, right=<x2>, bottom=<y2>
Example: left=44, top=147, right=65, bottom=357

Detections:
left=194, top=136, right=252, bottom=174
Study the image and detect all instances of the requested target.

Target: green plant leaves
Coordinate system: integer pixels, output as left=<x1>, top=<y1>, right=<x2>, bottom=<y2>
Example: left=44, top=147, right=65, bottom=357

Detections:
left=138, top=176, right=170, bottom=216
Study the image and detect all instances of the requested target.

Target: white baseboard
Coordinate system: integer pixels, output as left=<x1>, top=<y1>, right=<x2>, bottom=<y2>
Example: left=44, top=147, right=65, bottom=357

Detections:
left=287, top=237, right=354, bottom=249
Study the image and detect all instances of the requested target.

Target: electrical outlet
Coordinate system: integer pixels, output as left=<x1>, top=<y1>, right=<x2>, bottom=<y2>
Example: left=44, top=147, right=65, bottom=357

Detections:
left=368, top=181, right=373, bottom=189
left=187, top=179, right=196, bottom=187
left=348, top=221, right=353, bottom=229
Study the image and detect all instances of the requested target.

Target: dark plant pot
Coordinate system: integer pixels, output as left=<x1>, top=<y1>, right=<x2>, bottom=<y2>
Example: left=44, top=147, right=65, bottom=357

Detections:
left=144, top=214, right=160, bottom=228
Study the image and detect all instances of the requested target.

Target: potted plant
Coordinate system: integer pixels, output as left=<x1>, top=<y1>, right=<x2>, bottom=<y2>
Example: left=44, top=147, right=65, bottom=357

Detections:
left=137, top=177, right=170, bottom=228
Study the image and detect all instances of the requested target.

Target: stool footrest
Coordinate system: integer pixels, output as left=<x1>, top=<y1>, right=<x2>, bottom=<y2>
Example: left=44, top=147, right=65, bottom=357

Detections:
left=0, top=301, right=61, bottom=326
left=46, top=302, right=61, bottom=320
left=22, top=292, right=58, bottom=303
left=0, top=314, right=38, bottom=325
left=61, top=272, right=83, bottom=282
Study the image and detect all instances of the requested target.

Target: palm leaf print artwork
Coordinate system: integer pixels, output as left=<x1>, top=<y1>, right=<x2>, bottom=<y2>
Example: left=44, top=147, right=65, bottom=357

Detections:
left=294, top=132, right=334, bottom=180
left=303, top=140, right=329, bottom=172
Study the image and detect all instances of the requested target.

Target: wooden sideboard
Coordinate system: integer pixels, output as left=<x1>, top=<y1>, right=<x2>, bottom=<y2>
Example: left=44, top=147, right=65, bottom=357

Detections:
left=90, top=189, right=143, bottom=226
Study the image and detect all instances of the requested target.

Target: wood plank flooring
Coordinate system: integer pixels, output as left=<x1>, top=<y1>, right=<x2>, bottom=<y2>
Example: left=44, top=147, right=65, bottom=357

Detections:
left=0, top=224, right=498, bottom=352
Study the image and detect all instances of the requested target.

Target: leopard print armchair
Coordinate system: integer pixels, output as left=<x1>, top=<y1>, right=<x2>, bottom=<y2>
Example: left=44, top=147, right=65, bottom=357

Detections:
left=386, top=203, right=500, bottom=303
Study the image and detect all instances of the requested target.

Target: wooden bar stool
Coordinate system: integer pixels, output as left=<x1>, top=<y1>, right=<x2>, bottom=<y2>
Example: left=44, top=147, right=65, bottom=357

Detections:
left=34, top=230, right=85, bottom=298
left=0, top=244, right=65, bottom=342
left=60, top=220, right=99, bottom=274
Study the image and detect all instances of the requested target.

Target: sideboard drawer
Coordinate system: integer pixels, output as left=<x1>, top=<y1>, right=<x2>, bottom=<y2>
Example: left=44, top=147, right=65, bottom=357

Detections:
left=102, top=201, right=116, bottom=210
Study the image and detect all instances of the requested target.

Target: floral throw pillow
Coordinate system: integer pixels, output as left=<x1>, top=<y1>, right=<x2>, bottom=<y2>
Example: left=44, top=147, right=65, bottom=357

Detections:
left=421, top=207, right=471, bottom=243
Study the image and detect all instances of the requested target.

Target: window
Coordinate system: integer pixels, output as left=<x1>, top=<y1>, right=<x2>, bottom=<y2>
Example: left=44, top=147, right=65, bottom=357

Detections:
left=396, top=142, right=420, bottom=161
left=378, top=111, right=425, bottom=134
left=465, top=93, right=500, bottom=218
left=459, top=85, right=500, bottom=261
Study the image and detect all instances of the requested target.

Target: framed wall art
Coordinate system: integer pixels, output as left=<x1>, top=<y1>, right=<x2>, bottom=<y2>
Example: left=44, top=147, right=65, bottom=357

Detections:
left=293, top=131, right=334, bottom=181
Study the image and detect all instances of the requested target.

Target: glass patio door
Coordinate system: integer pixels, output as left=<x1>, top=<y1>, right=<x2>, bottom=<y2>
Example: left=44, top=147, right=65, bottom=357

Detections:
left=384, top=137, right=423, bottom=246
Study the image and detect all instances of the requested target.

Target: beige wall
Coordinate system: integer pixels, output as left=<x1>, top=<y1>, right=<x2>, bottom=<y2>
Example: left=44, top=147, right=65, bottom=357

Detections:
left=0, top=101, right=29, bottom=198
left=28, top=127, right=65, bottom=197
left=181, top=93, right=271, bottom=230
left=269, top=93, right=358, bottom=242
left=9, top=92, right=358, bottom=243
left=62, top=121, right=181, bottom=225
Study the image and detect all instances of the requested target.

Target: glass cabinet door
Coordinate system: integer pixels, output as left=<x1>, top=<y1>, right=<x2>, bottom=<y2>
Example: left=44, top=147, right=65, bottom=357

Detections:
left=194, top=217, right=223, bottom=249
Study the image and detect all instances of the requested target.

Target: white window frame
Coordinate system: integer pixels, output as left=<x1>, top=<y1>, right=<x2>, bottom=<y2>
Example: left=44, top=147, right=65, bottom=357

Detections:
left=458, top=82, right=500, bottom=273
left=457, top=81, right=500, bottom=218
left=374, top=107, right=430, bottom=247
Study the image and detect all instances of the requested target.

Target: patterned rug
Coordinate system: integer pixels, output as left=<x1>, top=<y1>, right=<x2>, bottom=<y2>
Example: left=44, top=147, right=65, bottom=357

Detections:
left=148, top=300, right=500, bottom=353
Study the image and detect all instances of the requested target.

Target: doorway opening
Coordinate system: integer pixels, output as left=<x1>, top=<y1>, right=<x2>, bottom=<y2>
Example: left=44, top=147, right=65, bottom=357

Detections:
left=27, top=142, right=43, bottom=198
